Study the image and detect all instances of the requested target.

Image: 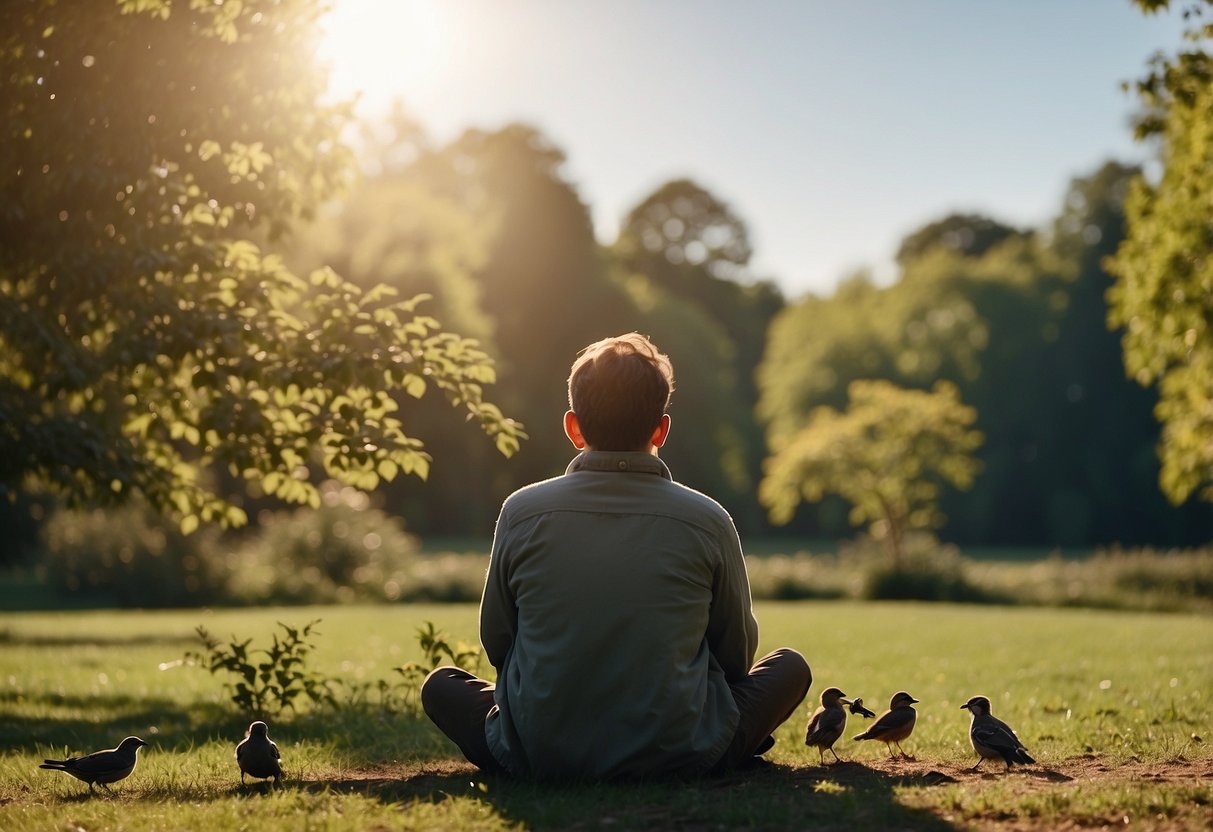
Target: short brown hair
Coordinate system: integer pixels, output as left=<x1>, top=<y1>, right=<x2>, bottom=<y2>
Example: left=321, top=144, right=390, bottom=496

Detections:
left=567, top=333, right=675, bottom=451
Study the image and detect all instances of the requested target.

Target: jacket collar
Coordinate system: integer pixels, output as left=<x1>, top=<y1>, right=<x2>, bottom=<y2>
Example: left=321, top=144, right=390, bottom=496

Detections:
left=566, top=450, right=673, bottom=480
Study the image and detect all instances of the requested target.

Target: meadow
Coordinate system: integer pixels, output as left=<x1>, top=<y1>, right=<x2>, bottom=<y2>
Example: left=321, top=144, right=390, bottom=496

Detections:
left=0, top=601, right=1209, bottom=831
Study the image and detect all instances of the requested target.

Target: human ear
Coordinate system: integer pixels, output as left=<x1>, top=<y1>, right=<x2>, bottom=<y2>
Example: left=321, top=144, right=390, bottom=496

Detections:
left=564, top=410, right=587, bottom=450
left=650, top=413, right=671, bottom=449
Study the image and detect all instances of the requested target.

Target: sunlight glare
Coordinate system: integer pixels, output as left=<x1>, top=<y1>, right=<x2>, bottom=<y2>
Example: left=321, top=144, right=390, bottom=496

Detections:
left=318, top=0, right=448, bottom=113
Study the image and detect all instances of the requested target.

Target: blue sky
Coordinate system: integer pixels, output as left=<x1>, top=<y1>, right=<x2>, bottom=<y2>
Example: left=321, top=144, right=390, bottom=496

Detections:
left=320, top=1, right=1190, bottom=298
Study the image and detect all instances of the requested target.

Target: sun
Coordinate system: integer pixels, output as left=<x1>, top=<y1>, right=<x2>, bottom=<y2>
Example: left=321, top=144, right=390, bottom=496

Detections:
left=317, top=0, right=448, bottom=114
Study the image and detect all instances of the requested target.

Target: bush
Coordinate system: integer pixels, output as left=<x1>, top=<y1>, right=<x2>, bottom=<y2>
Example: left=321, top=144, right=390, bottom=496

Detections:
left=399, top=552, right=489, bottom=602
left=40, top=502, right=228, bottom=607
left=227, top=481, right=419, bottom=604
left=1104, top=546, right=1213, bottom=600
left=863, top=562, right=1005, bottom=603
left=842, top=533, right=1009, bottom=603
left=185, top=619, right=337, bottom=717
left=742, top=552, right=853, bottom=600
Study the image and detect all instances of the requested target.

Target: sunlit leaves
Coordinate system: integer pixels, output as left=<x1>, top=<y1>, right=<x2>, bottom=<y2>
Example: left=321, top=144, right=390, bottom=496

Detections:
left=757, top=253, right=1004, bottom=450
left=759, top=380, right=983, bottom=566
left=1108, top=1, right=1213, bottom=503
left=0, top=0, right=524, bottom=532
left=197, top=139, right=222, bottom=162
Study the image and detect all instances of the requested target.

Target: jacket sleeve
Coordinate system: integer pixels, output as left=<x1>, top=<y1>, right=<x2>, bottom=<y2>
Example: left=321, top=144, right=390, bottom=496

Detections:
left=479, top=504, right=517, bottom=672
left=705, top=516, right=759, bottom=682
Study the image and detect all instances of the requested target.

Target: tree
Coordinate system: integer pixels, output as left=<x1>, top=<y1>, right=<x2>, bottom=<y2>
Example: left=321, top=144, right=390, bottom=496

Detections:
left=759, top=380, right=983, bottom=567
left=616, top=178, right=753, bottom=282
left=895, top=213, right=1027, bottom=268
left=425, top=124, right=636, bottom=491
left=0, top=0, right=522, bottom=532
left=1107, top=0, right=1213, bottom=503
left=614, top=178, right=783, bottom=527
left=1029, top=160, right=1208, bottom=544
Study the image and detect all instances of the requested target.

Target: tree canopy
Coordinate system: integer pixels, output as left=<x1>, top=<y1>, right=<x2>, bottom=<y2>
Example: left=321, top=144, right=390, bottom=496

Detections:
left=895, top=213, right=1027, bottom=268
left=759, top=160, right=1210, bottom=547
left=0, top=0, right=522, bottom=531
left=759, top=379, right=983, bottom=566
left=1107, top=0, right=1213, bottom=503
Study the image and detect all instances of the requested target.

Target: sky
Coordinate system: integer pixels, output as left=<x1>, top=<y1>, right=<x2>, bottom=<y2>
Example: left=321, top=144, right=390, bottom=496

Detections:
left=317, top=1, right=1190, bottom=299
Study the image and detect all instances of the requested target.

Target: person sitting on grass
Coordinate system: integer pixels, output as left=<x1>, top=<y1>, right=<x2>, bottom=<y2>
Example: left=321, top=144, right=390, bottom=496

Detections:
left=422, top=332, right=811, bottom=780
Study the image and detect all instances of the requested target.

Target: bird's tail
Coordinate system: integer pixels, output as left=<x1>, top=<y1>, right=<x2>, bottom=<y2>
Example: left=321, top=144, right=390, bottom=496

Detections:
left=40, top=761, right=67, bottom=769
left=852, top=731, right=870, bottom=741
left=1015, top=749, right=1036, bottom=765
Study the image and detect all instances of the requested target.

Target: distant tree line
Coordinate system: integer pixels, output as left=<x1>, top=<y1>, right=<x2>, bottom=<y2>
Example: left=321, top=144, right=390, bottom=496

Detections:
left=297, top=123, right=1208, bottom=547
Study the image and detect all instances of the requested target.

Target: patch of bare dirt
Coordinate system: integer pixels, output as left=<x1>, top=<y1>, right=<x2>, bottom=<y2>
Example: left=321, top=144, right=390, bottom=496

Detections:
left=785, top=753, right=1213, bottom=788
left=330, top=753, right=1213, bottom=792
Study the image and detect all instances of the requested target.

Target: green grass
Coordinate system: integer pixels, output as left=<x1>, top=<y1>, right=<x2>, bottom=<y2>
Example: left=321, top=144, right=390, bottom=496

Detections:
left=0, top=602, right=1210, bottom=830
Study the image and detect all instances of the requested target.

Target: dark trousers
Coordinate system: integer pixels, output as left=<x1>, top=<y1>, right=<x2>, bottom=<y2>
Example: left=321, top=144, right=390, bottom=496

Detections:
left=421, top=648, right=811, bottom=775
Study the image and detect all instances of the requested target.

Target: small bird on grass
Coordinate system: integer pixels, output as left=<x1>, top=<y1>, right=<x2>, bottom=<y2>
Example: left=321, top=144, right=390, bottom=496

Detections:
left=847, top=697, right=877, bottom=719
left=805, top=687, right=853, bottom=764
left=39, top=736, right=147, bottom=794
left=236, top=720, right=282, bottom=786
left=960, top=695, right=1036, bottom=771
left=853, top=691, right=919, bottom=759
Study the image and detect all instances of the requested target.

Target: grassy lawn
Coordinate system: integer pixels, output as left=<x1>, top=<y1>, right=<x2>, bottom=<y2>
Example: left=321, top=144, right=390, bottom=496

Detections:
left=0, top=602, right=1210, bottom=830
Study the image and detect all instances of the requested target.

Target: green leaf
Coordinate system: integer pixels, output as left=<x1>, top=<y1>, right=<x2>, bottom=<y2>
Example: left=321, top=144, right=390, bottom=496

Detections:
left=402, top=374, right=426, bottom=399
left=378, top=459, right=399, bottom=481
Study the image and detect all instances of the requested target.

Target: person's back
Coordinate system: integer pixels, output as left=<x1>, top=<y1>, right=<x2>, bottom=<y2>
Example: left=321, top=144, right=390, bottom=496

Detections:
left=481, top=451, right=754, bottom=778
left=421, top=333, right=811, bottom=780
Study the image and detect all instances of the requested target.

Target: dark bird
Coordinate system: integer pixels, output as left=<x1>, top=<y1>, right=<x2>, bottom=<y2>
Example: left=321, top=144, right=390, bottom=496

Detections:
left=853, top=691, right=919, bottom=759
left=960, top=695, right=1036, bottom=771
left=236, top=720, right=282, bottom=786
left=847, top=697, right=877, bottom=719
left=39, top=736, right=147, bottom=793
left=805, top=687, right=852, bottom=764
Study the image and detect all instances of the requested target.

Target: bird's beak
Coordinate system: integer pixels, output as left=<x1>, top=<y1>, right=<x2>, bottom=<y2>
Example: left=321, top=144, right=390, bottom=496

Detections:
left=839, top=697, right=853, bottom=705
left=959, top=703, right=970, bottom=710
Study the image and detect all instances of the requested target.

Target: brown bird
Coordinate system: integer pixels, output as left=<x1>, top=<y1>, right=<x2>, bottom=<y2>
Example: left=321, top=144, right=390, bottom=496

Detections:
left=39, top=736, right=147, bottom=793
left=960, top=695, right=1036, bottom=771
left=236, top=720, right=282, bottom=786
left=847, top=697, right=877, bottom=719
left=805, top=687, right=852, bottom=764
left=853, top=691, right=919, bottom=759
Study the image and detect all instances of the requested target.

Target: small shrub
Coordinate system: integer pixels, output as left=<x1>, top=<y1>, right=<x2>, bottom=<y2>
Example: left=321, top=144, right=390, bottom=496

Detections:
left=400, top=553, right=489, bottom=602
left=396, top=621, right=482, bottom=708
left=864, top=562, right=1002, bottom=603
left=227, top=481, right=419, bottom=604
left=184, top=619, right=336, bottom=717
left=1104, top=547, right=1213, bottom=599
left=742, top=553, right=852, bottom=600
left=846, top=533, right=1009, bottom=603
left=39, top=502, right=228, bottom=607
left=964, top=546, right=1213, bottom=612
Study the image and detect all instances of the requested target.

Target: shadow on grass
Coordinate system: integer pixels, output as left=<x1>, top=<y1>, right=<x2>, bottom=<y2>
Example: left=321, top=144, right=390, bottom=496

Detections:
left=0, top=691, right=250, bottom=752
left=301, top=759, right=961, bottom=830
left=2, top=689, right=458, bottom=770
